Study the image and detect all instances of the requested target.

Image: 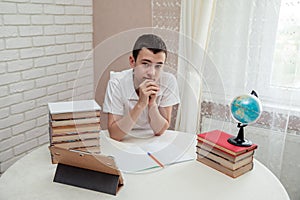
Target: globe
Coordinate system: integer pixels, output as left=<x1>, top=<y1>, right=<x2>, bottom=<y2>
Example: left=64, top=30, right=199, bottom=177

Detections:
left=230, top=94, right=262, bottom=125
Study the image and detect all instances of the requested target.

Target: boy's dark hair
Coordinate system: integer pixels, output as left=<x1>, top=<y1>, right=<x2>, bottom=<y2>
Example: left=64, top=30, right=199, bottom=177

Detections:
left=132, top=34, right=167, bottom=61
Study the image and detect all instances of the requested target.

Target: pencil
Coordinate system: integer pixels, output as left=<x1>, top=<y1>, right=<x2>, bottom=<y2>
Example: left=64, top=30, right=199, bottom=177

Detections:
left=147, top=152, right=164, bottom=168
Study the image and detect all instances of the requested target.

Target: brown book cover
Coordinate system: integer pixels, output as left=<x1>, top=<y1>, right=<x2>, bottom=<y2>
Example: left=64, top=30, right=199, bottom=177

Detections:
left=50, top=111, right=101, bottom=120
left=49, top=146, right=123, bottom=195
left=53, top=138, right=100, bottom=149
left=197, top=155, right=253, bottom=178
left=51, top=123, right=101, bottom=135
left=51, top=117, right=101, bottom=127
left=49, top=146, right=122, bottom=178
left=197, top=141, right=255, bottom=162
left=51, top=132, right=100, bottom=143
left=196, top=148, right=253, bottom=170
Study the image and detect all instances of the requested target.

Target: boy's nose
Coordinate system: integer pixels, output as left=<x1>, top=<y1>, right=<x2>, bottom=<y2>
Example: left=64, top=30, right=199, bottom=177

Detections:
left=147, top=66, right=155, bottom=77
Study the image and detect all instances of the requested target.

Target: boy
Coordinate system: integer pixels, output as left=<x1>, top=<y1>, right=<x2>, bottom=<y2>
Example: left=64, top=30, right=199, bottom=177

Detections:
left=103, top=34, right=180, bottom=141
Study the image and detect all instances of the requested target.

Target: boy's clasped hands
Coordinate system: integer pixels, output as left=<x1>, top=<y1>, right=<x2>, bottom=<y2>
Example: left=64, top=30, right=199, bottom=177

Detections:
left=137, top=79, right=160, bottom=108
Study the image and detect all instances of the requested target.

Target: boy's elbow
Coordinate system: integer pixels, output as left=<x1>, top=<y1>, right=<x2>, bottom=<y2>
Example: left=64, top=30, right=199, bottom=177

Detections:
left=109, top=133, right=123, bottom=141
left=108, top=127, right=125, bottom=141
left=154, top=122, right=169, bottom=136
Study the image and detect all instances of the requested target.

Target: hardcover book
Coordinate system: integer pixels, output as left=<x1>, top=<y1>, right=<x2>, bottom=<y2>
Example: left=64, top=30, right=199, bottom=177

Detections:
left=48, top=100, right=101, bottom=119
left=48, top=100, right=101, bottom=157
left=196, top=141, right=255, bottom=162
left=51, top=123, right=101, bottom=135
left=51, top=117, right=101, bottom=127
left=196, top=130, right=258, bottom=178
left=196, top=147, right=253, bottom=170
left=53, top=138, right=100, bottom=149
left=197, top=154, right=253, bottom=178
left=51, top=132, right=100, bottom=143
left=197, top=130, right=257, bottom=156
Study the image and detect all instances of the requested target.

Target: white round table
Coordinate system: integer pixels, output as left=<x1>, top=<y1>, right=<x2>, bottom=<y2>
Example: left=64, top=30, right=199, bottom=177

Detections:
left=0, top=143, right=290, bottom=200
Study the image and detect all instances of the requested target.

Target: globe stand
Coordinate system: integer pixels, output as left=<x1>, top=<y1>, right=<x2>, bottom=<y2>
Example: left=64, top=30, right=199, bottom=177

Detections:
left=227, top=123, right=252, bottom=147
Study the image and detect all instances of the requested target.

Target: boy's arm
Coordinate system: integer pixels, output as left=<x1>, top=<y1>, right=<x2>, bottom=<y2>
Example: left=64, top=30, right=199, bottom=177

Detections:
left=148, top=104, right=172, bottom=136
left=107, top=101, right=147, bottom=141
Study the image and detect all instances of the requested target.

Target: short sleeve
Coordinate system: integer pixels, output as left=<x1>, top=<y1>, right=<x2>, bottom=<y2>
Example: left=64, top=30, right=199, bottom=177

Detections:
left=102, top=79, right=124, bottom=116
left=159, top=73, right=180, bottom=107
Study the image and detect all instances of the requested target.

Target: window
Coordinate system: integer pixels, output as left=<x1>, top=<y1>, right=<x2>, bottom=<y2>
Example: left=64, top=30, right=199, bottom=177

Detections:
left=271, top=0, right=300, bottom=89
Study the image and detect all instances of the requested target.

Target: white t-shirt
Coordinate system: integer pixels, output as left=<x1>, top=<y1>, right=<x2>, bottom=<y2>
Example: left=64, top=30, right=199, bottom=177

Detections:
left=103, top=68, right=180, bottom=130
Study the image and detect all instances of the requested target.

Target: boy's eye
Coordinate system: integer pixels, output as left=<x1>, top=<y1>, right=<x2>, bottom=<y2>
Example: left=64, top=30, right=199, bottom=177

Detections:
left=143, top=63, right=151, bottom=67
left=141, top=63, right=163, bottom=69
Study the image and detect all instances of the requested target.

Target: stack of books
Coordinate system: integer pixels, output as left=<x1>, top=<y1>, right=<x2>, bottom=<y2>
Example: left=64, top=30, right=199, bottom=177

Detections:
left=48, top=100, right=101, bottom=157
left=196, top=130, right=257, bottom=178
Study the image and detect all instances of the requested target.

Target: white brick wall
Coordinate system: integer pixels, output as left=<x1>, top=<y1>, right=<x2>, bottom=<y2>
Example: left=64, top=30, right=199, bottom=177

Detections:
left=0, top=0, right=94, bottom=175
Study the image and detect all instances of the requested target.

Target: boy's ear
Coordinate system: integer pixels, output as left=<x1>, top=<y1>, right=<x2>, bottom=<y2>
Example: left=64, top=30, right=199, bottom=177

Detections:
left=129, top=55, right=135, bottom=68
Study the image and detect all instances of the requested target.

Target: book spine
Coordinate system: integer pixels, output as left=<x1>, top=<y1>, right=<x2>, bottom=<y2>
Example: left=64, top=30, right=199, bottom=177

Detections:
left=48, top=111, right=53, bottom=144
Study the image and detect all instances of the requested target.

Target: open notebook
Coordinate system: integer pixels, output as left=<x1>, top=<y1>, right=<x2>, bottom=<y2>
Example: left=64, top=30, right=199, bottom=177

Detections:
left=100, top=130, right=196, bottom=173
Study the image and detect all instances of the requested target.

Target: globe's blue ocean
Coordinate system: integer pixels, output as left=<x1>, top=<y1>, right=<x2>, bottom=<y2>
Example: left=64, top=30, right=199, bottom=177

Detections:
left=230, top=95, right=262, bottom=124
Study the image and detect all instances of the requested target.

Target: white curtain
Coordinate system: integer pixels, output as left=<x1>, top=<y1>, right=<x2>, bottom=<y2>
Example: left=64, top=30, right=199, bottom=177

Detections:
left=178, top=0, right=300, bottom=199
left=175, top=0, right=216, bottom=133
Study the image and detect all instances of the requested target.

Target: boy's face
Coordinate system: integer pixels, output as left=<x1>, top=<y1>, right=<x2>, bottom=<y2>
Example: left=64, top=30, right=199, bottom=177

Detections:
left=130, top=47, right=166, bottom=88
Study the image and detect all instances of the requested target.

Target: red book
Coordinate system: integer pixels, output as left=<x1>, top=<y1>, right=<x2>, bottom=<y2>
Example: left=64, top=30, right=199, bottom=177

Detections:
left=197, top=130, right=257, bottom=157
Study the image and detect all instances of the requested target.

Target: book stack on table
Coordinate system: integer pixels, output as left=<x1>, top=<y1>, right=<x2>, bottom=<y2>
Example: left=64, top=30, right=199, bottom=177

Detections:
left=48, top=100, right=101, bottom=160
left=196, top=130, right=257, bottom=178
